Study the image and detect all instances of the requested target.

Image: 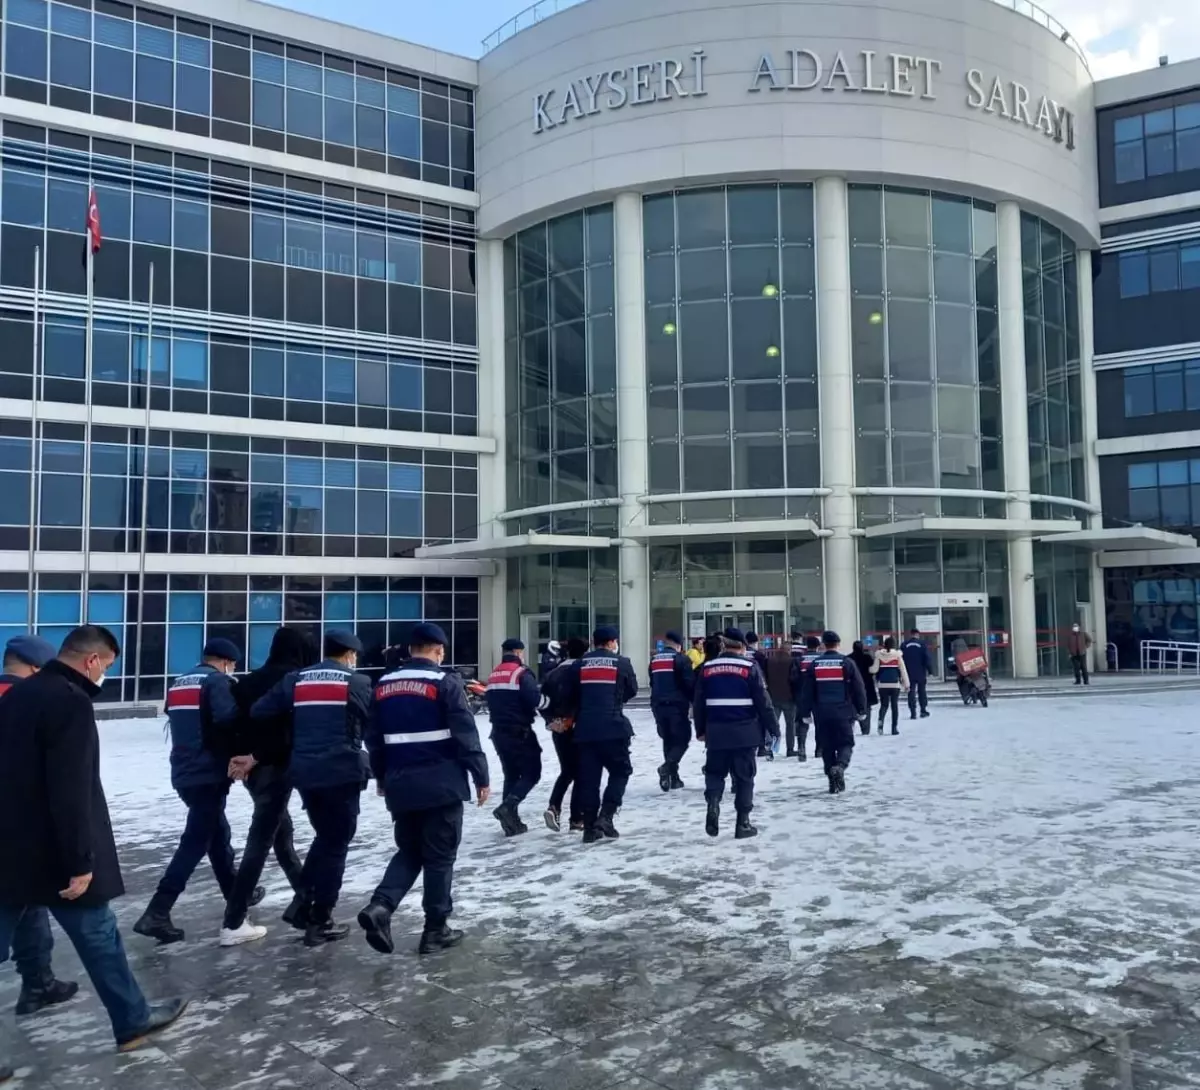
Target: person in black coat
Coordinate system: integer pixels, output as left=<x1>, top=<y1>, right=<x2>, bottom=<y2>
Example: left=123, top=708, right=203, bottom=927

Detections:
left=0, top=626, right=186, bottom=1052
left=901, top=629, right=935, bottom=719
left=849, top=641, right=878, bottom=736
left=540, top=637, right=589, bottom=832
left=220, top=627, right=315, bottom=944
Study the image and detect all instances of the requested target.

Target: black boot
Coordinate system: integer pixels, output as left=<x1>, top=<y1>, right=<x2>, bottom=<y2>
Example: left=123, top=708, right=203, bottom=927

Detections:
left=303, top=908, right=350, bottom=948
left=920, top=709, right=930, bottom=718
left=0, top=1061, right=11, bottom=1082
left=115, top=997, right=190, bottom=1053
left=756, top=745, right=769, bottom=758
left=16, top=975, right=79, bottom=1016
left=582, top=814, right=604, bottom=844
left=785, top=748, right=796, bottom=758
left=705, top=800, right=720, bottom=838
left=249, top=886, right=266, bottom=908
left=735, top=813, right=758, bottom=839
left=831, top=765, right=846, bottom=793
left=797, top=749, right=807, bottom=762
left=493, top=800, right=526, bottom=837
left=670, top=771, right=685, bottom=790
left=357, top=900, right=394, bottom=955
left=596, top=810, right=620, bottom=839
left=282, top=894, right=310, bottom=931
left=891, top=726, right=900, bottom=736
left=657, top=762, right=671, bottom=793
left=419, top=924, right=464, bottom=954
left=133, top=893, right=184, bottom=945
left=827, top=772, right=837, bottom=794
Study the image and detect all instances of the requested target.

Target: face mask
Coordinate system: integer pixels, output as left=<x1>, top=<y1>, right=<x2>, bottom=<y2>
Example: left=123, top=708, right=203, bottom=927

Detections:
left=94, top=670, right=107, bottom=687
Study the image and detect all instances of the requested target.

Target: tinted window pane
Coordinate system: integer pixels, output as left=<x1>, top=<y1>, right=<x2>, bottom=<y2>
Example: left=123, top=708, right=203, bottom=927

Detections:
left=1119, top=251, right=1149, bottom=298
left=176, top=64, right=210, bottom=114
left=6, top=26, right=47, bottom=81
left=95, top=44, right=134, bottom=97
left=50, top=33, right=89, bottom=89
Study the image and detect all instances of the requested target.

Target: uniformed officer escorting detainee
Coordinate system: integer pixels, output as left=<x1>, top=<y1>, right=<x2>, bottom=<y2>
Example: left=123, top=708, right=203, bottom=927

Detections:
left=484, top=637, right=542, bottom=837
left=250, top=629, right=372, bottom=947
left=798, top=631, right=867, bottom=795
left=649, top=630, right=694, bottom=793
left=693, top=628, right=776, bottom=840
left=358, top=623, right=490, bottom=956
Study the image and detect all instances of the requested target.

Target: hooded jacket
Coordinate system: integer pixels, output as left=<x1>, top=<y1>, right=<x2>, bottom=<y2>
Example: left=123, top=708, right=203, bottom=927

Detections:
left=235, top=627, right=316, bottom=768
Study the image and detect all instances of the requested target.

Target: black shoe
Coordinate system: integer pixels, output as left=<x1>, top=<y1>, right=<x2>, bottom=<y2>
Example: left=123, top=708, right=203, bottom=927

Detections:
left=133, top=908, right=184, bottom=945
left=419, top=925, right=464, bottom=954
left=303, top=919, right=350, bottom=947
left=920, top=710, right=930, bottom=718
left=249, top=886, right=266, bottom=908
left=544, top=806, right=561, bottom=832
left=910, top=713, right=917, bottom=720
left=657, top=763, right=671, bottom=793
left=785, top=749, right=796, bottom=758
left=798, top=750, right=807, bottom=762
left=891, top=727, right=899, bottom=736
left=582, top=824, right=604, bottom=844
left=1074, top=680, right=1081, bottom=686
left=670, top=773, right=685, bottom=790
left=493, top=800, right=526, bottom=837
left=116, top=997, right=189, bottom=1053
left=735, top=814, right=758, bottom=839
left=831, top=766, right=846, bottom=793
left=705, top=800, right=720, bottom=838
left=16, top=977, right=79, bottom=1016
left=0, top=1062, right=11, bottom=1082
left=814, top=747, right=822, bottom=759
left=596, top=813, right=620, bottom=839
left=282, top=895, right=310, bottom=931
left=827, top=773, right=837, bottom=794
left=357, top=901, right=394, bottom=955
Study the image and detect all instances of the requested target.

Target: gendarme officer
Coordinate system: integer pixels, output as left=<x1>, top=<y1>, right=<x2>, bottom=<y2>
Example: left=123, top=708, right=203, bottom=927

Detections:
left=693, top=628, right=775, bottom=840
left=251, top=629, right=371, bottom=946
left=649, top=630, right=694, bottom=793
left=484, top=637, right=542, bottom=837
left=135, top=638, right=246, bottom=945
left=798, top=630, right=867, bottom=794
left=358, top=623, right=490, bottom=956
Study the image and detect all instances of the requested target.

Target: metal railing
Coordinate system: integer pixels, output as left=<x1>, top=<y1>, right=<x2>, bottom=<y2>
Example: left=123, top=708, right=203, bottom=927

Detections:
left=482, top=0, right=1090, bottom=72
left=1140, top=640, right=1200, bottom=674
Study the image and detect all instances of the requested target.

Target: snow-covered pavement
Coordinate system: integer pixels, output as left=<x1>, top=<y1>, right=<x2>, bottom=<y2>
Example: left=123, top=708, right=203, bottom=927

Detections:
left=8, top=690, right=1200, bottom=1088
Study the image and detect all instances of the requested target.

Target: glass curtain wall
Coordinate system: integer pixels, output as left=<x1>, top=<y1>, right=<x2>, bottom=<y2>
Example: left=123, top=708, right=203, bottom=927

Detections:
left=642, top=184, right=818, bottom=526
left=507, top=549, right=619, bottom=646
left=1032, top=542, right=1091, bottom=674
left=1021, top=214, right=1085, bottom=517
left=848, top=185, right=1002, bottom=524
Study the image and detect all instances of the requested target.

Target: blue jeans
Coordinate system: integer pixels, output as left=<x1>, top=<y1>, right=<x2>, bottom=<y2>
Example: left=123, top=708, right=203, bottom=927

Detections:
left=8, top=905, right=53, bottom=985
left=0, top=903, right=149, bottom=1041
left=158, top=783, right=236, bottom=903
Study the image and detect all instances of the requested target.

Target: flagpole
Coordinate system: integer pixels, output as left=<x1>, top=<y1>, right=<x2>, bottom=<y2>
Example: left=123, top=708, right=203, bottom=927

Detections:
left=80, top=224, right=95, bottom=628
left=134, top=264, right=154, bottom=704
left=26, top=246, right=41, bottom=633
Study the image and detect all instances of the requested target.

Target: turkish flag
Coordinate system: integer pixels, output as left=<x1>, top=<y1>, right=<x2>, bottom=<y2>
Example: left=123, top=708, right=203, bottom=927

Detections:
left=86, top=188, right=101, bottom=254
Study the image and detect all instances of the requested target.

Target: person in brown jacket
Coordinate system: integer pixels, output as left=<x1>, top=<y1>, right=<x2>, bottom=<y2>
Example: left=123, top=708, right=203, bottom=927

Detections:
left=1067, top=624, right=1092, bottom=686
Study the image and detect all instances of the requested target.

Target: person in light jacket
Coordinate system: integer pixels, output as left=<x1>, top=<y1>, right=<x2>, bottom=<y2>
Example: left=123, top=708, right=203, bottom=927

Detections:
left=870, top=636, right=909, bottom=736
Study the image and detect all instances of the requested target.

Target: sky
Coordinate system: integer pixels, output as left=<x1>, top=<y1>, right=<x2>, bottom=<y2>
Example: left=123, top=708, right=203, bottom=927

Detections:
left=274, top=0, right=1200, bottom=75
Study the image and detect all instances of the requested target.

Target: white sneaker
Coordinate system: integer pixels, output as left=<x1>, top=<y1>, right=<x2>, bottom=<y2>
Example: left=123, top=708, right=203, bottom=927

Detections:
left=219, top=921, right=267, bottom=947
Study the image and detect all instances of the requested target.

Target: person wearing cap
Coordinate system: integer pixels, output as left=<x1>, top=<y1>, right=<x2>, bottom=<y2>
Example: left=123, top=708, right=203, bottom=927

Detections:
left=484, top=638, right=542, bottom=837
left=693, top=628, right=776, bottom=840
left=900, top=628, right=934, bottom=720
left=743, top=632, right=777, bottom=759
left=250, top=629, right=372, bottom=947
left=134, top=637, right=251, bottom=946
left=649, top=630, right=695, bottom=793
left=797, top=631, right=867, bottom=794
left=0, top=634, right=79, bottom=1020
left=560, top=625, right=638, bottom=843
left=538, top=640, right=562, bottom=683
left=790, top=635, right=824, bottom=761
left=358, top=622, right=490, bottom=956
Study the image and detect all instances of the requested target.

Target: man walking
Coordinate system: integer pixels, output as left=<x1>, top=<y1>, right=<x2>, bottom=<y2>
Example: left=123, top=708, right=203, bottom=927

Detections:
left=693, top=628, right=776, bottom=840
left=134, top=638, right=251, bottom=946
left=900, top=629, right=934, bottom=719
left=0, top=635, right=79, bottom=1018
left=649, top=630, right=694, bottom=793
left=562, top=626, right=638, bottom=843
left=799, top=631, right=867, bottom=794
left=540, top=637, right=588, bottom=832
left=0, top=626, right=187, bottom=1052
left=358, top=623, right=489, bottom=955
left=791, top=635, right=823, bottom=761
left=484, top=637, right=541, bottom=836
left=765, top=639, right=799, bottom=757
left=1067, top=623, right=1092, bottom=685
left=221, top=627, right=313, bottom=945
left=251, top=630, right=372, bottom=946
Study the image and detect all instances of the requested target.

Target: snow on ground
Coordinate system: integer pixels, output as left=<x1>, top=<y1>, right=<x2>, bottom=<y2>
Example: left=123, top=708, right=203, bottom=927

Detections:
left=99, top=689, right=1200, bottom=1026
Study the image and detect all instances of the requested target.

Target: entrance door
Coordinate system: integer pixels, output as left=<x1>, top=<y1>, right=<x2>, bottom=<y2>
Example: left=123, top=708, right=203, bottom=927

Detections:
left=941, top=607, right=986, bottom=680
left=521, top=614, right=552, bottom=664
left=755, top=609, right=786, bottom=649
left=900, top=606, right=941, bottom=681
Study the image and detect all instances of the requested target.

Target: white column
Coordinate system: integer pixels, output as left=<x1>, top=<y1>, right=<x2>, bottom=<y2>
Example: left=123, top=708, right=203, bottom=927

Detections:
left=814, top=177, right=859, bottom=641
left=475, top=238, right=509, bottom=674
left=997, top=201, right=1038, bottom=678
left=614, top=192, right=651, bottom=678
left=1076, top=249, right=1107, bottom=668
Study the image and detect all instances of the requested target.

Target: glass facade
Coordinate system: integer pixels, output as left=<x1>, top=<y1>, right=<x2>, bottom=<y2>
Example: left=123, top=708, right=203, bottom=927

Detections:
left=0, top=571, right=479, bottom=701
left=849, top=185, right=1002, bottom=524
left=2, top=0, right=475, bottom=189
left=1106, top=566, right=1200, bottom=666
left=642, top=184, right=818, bottom=526
left=1020, top=213, right=1085, bottom=518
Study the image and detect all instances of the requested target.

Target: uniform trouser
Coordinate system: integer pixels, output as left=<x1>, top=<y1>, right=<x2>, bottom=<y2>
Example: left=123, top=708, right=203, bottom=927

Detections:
left=158, top=783, right=235, bottom=903
left=775, top=701, right=798, bottom=752
left=493, top=732, right=543, bottom=804
left=576, top=738, right=633, bottom=824
left=878, top=689, right=901, bottom=730
left=703, top=747, right=757, bottom=813
left=223, top=766, right=304, bottom=929
left=297, top=784, right=361, bottom=913
left=907, top=679, right=929, bottom=716
left=548, top=731, right=581, bottom=820
left=7, top=905, right=52, bottom=986
left=652, top=705, right=691, bottom=769
left=1071, top=654, right=1089, bottom=684
left=815, top=719, right=855, bottom=774
left=373, top=801, right=464, bottom=929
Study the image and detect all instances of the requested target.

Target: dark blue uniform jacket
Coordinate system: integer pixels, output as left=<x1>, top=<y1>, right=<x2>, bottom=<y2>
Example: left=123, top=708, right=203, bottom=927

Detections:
left=649, top=650, right=694, bottom=710
left=165, top=663, right=240, bottom=790
left=798, top=651, right=868, bottom=723
left=563, top=649, right=639, bottom=743
left=484, top=655, right=541, bottom=738
left=692, top=652, right=776, bottom=751
left=901, top=638, right=934, bottom=683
